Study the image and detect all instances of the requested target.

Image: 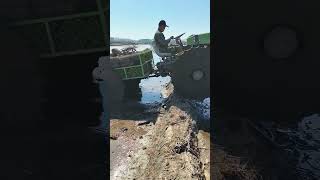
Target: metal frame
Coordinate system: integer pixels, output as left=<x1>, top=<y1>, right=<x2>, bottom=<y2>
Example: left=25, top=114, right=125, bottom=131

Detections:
left=114, top=59, right=153, bottom=80
left=11, top=1, right=109, bottom=58
left=112, top=49, right=154, bottom=80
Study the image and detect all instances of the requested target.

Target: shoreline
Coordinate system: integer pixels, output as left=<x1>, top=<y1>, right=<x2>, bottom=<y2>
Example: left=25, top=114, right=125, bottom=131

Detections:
left=110, top=43, right=151, bottom=46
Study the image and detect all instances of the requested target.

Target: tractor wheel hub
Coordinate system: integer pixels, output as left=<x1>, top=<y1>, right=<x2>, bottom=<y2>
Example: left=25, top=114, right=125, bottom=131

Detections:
left=192, top=70, right=204, bottom=81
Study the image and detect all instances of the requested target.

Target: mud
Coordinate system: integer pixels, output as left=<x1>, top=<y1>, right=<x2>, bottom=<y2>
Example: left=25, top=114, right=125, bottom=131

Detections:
left=197, top=130, right=211, bottom=179
left=110, top=120, right=153, bottom=178
left=109, top=45, right=257, bottom=180
left=111, top=96, right=205, bottom=179
left=109, top=77, right=261, bottom=180
left=213, top=111, right=300, bottom=180
left=109, top=79, right=213, bottom=179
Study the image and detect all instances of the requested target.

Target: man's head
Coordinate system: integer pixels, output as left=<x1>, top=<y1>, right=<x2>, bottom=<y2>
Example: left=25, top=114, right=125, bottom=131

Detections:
left=158, top=20, right=169, bottom=32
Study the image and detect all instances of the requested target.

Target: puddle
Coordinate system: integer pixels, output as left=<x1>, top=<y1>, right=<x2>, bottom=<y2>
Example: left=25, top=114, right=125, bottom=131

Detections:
left=191, top=98, right=211, bottom=120
left=282, top=114, right=320, bottom=179
left=139, top=76, right=171, bottom=104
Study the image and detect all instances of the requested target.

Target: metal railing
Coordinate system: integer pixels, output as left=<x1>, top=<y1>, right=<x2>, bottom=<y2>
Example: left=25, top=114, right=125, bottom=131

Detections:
left=10, top=0, right=108, bottom=58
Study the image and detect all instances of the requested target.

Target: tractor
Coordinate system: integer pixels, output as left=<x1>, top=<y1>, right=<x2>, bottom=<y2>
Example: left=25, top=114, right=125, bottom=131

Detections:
left=98, top=32, right=211, bottom=110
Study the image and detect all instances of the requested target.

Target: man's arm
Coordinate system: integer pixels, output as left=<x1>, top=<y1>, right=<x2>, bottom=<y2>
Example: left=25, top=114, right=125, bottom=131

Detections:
left=155, top=33, right=172, bottom=46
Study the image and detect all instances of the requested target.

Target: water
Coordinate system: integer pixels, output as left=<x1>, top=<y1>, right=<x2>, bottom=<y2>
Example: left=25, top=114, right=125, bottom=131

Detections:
left=193, top=98, right=210, bottom=120
left=283, top=114, right=320, bottom=179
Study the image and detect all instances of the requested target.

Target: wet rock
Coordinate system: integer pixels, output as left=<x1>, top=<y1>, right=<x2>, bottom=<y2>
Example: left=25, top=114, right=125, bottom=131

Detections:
left=110, top=136, right=118, bottom=140
left=120, top=127, right=128, bottom=132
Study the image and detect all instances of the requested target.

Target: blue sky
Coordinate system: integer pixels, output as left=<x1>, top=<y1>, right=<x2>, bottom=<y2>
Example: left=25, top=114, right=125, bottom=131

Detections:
left=110, top=0, right=210, bottom=40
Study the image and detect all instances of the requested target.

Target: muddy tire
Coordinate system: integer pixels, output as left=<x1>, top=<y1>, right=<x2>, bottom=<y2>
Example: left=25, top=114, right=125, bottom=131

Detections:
left=171, top=47, right=210, bottom=100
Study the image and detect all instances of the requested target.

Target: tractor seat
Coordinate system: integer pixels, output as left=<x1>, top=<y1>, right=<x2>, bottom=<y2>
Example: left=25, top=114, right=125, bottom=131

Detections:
left=151, top=41, right=172, bottom=59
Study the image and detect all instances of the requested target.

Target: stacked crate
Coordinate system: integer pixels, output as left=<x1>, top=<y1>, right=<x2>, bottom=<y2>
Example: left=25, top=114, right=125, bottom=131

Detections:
left=110, top=49, right=154, bottom=80
left=8, top=0, right=109, bottom=126
left=10, top=0, right=108, bottom=58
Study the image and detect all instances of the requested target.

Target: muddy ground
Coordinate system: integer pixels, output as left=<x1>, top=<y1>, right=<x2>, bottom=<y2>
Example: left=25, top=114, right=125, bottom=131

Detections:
left=110, top=83, right=206, bottom=179
left=212, top=110, right=305, bottom=180
left=109, top=83, right=260, bottom=180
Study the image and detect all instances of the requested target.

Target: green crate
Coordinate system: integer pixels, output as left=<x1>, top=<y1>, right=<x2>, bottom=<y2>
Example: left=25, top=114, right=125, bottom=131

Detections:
left=125, top=66, right=143, bottom=78
left=113, top=49, right=154, bottom=80
left=143, top=61, right=153, bottom=75
left=186, top=36, right=193, bottom=45
left=50, top=15, right=105, bottom=52
left=139, top=49, right=153, bottom=64
left=113, top=69, right=126, bottom=79
left=11, top=23, right=51, bottom=54
left=10, top=0, right=108, bottom=58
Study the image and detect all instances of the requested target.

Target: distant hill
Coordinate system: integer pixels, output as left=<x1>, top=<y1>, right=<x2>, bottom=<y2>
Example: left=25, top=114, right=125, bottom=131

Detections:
left=110, top=37, right=153, bottom=45
left=110, top=37, right=187, bottom=46
left=136, top=39, right=153, bottom=44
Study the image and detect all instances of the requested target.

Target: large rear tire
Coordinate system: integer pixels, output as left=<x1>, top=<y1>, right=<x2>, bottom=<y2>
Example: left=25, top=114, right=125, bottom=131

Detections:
left=171, top=47, right=210, bottom=100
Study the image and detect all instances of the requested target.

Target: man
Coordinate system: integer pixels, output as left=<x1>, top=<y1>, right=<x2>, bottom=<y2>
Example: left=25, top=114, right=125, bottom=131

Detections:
left=154, top=20, right=174, bottom=53
left=154, top=20, right=184, bottom=56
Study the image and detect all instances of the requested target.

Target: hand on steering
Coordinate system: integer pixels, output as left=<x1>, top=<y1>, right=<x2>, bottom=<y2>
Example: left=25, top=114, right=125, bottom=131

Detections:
left=170, top=36, right=174, bottom=39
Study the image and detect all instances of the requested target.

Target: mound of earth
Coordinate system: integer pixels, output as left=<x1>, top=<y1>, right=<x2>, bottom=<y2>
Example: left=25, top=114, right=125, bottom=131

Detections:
left=110, top=82, right=258, bottom=180
left=112, top=94, right=206, bottom=179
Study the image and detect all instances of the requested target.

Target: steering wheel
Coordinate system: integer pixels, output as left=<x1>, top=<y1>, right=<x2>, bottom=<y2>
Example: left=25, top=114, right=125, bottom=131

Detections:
left=174, top=33, right=185, bottom=47
left=174, top=33, right=185, bottom=39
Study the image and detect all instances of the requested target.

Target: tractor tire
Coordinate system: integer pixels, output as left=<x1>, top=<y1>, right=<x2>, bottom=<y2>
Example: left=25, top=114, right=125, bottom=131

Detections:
left=171, top=47, right=210, bottom=100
